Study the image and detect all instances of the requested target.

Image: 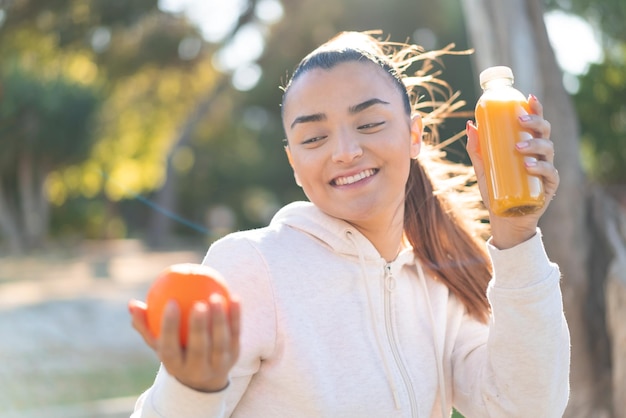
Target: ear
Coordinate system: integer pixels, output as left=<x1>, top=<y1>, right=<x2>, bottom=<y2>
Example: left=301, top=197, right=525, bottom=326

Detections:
left=409, top=114, right=423, bottom=159
left=284, top=144, right=302, bottom=187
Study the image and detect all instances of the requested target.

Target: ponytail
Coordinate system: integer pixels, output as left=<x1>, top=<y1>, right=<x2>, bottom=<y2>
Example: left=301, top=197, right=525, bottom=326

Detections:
left=404, top=151, right=491, bottom=323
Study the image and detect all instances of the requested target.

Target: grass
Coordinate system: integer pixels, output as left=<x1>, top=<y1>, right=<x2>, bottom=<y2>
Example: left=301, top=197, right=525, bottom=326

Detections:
left=3, top=358, right=158, bottom=411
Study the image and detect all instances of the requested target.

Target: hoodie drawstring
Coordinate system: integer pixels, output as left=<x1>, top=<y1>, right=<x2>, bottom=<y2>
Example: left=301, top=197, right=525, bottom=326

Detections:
left=417, top=262, right=448, bottom=418
left=345, top=231, right=402, bottom=409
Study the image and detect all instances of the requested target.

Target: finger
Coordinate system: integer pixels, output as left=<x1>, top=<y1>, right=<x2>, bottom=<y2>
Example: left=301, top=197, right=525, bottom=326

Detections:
left=159, top=300, right=184, bottom=370
left=465, top=120, right=492, bottom=210
left=518, top=114, right=551, bottom=139
left=524, top=159, right=560, bottom=196
left=128, top=299, right=157, bottom=350
left=228, top=297, right=242, bottom=362
left=186, top=302, right=210, bottom=364
left=465, top=120, right=483, bottom=172
left=528, top=94, right=544, bottom=118
left=515, top=137, right=555, bottom=163
left=208, top=294, right=232, bottom=370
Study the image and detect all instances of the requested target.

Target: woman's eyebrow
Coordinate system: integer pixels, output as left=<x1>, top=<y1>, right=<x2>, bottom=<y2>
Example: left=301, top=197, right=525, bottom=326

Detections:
left=349, top=98, right=390, bottom=114
left=289, top=98, right=389, bottom=130
left=290, top=112, right=326, bottom=130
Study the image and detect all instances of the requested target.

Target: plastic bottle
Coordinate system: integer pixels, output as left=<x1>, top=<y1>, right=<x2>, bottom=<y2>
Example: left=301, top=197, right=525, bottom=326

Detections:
left=475, top=66, right=545, bottom=216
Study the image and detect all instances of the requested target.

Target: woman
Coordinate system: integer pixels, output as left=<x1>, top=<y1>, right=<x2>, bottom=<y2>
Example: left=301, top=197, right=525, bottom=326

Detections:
left=129, top=31, right=570, bottom=417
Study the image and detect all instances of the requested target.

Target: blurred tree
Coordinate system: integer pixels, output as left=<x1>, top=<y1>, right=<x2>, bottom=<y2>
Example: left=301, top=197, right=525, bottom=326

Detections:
left=0, top=67, right=100, bottom=253
left=544, top=0, right=626, bottom=185
left=462, top=0, right=626, bottom=416
left=0, top=0, right=217, bottom=249
left=576, top=55, right=626, bottom=184
left=0, top=0, right=477, bottom=249
left=544, top=0, right=626, bottom=41
left=166, top=0, right=477, bottom=246
left=146, top=0, right=262, bottom=247
left=545, top=1, right=626, bottom=414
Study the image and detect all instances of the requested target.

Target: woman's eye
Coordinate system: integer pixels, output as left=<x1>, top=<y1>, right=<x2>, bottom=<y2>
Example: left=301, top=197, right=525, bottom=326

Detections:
left=302, top=136, right=326, bottom=145
left=358, top=121, right=385, bottom=130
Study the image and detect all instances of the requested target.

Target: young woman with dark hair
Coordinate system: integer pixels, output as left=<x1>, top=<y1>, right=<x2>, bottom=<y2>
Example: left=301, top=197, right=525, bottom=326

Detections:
left=130, top=31, right=569, bottom=417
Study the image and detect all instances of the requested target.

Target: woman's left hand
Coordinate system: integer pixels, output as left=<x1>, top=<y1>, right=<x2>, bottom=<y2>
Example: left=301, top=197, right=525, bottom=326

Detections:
left=466, top=94, right=560, bottom=249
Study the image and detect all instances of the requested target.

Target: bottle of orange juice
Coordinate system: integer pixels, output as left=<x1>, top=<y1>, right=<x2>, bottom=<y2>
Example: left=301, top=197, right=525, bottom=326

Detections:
left=475, top=66, right=544, bottom=216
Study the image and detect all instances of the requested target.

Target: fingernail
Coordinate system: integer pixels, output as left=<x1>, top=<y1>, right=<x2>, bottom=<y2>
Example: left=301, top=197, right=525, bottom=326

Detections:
left=128, top=299, right=141, bottom=313
left=528, top=94, right=538, bottom=102
left=165, top=300, right=178, bottom=313
left=516, top=141, right=530, bottom=149
left=524, top=157, right=538, bottom=167
left=193, top=301, right=208, bottom=312
left=519, top=115, right=531, bottom=122
left=210, top=293, right=225, bottom=304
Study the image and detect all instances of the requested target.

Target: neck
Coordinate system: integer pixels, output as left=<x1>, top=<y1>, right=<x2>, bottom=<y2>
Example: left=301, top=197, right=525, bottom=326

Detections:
left=349, top=212, right=405, bottom=263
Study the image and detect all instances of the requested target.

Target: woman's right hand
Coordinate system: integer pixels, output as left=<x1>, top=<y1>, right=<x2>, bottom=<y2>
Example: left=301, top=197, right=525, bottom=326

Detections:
left=129, top=295, right=241, bottom=392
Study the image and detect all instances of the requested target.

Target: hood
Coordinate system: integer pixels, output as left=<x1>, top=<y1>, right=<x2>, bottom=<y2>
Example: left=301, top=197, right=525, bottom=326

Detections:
left=270, top=201, right=415, bottom=267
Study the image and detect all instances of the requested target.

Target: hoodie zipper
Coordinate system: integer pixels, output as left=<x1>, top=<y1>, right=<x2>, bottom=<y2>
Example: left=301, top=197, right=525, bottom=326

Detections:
left=384, top=264, right=419, bottom=417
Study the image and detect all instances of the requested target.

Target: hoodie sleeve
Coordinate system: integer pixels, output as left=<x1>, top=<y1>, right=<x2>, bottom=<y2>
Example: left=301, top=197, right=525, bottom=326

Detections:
left=131, top=233, right=277, bottom=418
left=451, top=229, right=571, bottom=418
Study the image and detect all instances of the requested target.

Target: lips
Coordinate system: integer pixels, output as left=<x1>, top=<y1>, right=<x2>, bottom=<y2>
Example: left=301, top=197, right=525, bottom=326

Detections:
left=332, top=169, right=378, bottom=186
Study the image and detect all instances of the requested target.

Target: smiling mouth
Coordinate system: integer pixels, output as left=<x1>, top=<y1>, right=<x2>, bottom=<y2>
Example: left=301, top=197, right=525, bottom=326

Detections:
left=332, top=169, right=378, bottom=186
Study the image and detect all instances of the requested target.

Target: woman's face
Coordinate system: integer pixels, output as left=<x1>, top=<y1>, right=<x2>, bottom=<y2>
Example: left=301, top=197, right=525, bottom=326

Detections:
left=283, top=60, right=422, bottom=229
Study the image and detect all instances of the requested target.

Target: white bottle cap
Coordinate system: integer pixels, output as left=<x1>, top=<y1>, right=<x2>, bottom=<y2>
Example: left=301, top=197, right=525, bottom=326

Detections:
left=479, top=66, right=514, bottom=87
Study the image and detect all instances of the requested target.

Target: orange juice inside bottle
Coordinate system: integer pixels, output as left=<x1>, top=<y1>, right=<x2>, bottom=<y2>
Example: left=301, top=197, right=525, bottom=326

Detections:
left=475, top=66, right=544, bottom=216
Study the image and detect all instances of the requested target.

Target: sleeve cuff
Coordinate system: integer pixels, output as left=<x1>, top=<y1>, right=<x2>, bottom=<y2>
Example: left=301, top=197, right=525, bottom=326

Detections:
left=149, top=365, right=227, bottom=418
left=486, top=228, right=558, bottom=289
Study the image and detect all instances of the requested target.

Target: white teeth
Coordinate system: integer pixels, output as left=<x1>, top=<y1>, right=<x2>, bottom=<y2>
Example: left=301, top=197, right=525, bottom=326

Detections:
left=334, top=169, right=376, bottom=186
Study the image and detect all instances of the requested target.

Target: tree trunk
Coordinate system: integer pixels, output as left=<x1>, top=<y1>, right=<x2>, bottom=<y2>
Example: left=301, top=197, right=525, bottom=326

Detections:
left=36, top=166, right=50, bottom=247
left=461, top=0, right=613, bottom=415
left=592, top=187, right=626, bottom=417
left=607, top=260, right=626, bottom=418
left=1, top=154, right=52, bottom=254
left=146, top=1, right=258, bottom=247
left=0, top=178, right=25, bottom=254
left=146, top=79, right=229, bottom=247
left=18, top=153, right=48, bottom=249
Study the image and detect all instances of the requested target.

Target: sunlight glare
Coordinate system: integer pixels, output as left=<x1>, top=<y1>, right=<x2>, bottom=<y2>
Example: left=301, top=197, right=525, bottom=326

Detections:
left=255, top=0, right=284, bottom=24
left=232, top=63, right=263, bottom=91
left=159, top=0, right=247, bottom=42
left=212, top=23, right=265, bottom=71
left=544, top=10, right=603, bottom=75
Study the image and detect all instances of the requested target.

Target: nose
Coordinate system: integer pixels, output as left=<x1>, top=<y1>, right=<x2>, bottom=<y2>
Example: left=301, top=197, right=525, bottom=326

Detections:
left=332, top=128, right=363, bottom=163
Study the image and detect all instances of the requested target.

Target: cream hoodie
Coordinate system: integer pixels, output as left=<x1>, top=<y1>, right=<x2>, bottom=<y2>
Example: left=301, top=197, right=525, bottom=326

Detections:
left=132, top=201, right=570, bottom=418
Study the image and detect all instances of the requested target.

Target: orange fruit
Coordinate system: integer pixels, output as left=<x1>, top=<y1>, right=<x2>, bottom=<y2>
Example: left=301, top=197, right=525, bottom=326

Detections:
left=146, top=263, right=231, bottom=346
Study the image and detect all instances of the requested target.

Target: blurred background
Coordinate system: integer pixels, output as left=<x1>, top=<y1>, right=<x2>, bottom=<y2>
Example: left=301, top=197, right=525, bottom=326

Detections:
left=0, top=0, right=624, bottom=417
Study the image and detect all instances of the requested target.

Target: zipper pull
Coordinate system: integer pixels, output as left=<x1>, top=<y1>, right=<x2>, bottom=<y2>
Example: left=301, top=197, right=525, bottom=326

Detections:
left=384, top=264, right=396, bottom=292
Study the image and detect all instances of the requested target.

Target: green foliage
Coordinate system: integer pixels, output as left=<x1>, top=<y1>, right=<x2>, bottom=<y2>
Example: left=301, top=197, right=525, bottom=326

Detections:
left=8, top=0, right=623, bottom=244
left=543, top=0, right=626, bottom=42
left=1, top=0, right=161, bottom=45
left=575, top=49, right=626, bottom=184
left=543, top=0, right=626, bottom=184
left=0, top=59, right=101, bottom=252
left=0, top=0, right=219, bottom=245
left=0, top=67, right=101, bottom=174
left=0, top=0, right=481, bottom=243
left=172, top=0, right=477, bottom=235
left=452, top=409, right=465, bottom=418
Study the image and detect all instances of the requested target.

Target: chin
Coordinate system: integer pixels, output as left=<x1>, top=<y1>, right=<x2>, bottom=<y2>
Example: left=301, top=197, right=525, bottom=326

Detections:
left=328, top=204, right=380, bottom=224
